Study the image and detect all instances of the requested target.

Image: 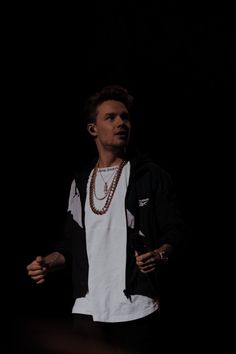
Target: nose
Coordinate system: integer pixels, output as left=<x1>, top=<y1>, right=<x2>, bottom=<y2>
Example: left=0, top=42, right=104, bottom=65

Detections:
left=116, top=115, right=129, bottom=127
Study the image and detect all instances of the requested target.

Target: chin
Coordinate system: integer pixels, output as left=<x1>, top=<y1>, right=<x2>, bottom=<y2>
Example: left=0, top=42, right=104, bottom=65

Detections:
left=117, top=141, right=129, bottom=148
left=117, top=137, right=129, bottom=145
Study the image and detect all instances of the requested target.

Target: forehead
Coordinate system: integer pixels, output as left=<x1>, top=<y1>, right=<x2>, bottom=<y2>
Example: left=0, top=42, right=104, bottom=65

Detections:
left=96, top=100, right=128, bottom=116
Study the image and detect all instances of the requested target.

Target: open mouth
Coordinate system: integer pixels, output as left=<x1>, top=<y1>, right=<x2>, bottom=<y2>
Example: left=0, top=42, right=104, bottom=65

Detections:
left=115, top=131, right=129, bottom=138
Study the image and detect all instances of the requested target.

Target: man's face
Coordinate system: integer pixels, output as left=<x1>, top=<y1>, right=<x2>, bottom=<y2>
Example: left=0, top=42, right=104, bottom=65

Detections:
left=89, top=100, right=131, bottom=151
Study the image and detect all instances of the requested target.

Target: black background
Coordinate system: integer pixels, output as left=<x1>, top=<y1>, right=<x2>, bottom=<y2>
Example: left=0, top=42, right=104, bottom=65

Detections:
left=6, top=1, right=234, bottom=352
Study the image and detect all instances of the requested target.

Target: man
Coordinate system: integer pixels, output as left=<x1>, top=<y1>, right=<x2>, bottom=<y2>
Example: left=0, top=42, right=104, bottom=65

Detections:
left=27, top=85, right=185, bottom=353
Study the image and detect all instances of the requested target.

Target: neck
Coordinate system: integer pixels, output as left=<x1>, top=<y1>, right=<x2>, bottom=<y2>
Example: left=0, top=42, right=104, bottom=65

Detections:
left=97, top=151, right=126, bottom=168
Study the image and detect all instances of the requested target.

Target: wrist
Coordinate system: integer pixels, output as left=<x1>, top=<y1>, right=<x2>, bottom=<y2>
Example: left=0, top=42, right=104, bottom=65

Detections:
left=41, top=252, right=63, bottom=271
left=158, top=250, right=169, bottom=264
left=154, top=249, right=169, bottom=264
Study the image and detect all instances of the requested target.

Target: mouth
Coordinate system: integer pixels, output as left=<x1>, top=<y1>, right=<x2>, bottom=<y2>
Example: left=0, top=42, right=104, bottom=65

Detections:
left=115, top=130, right=129, bottom=139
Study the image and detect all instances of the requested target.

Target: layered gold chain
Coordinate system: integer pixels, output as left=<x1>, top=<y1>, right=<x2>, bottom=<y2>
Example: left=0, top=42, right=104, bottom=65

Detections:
left=94, top=166, right=119, bottom=200
left=89, top=160, right=127, bottom=215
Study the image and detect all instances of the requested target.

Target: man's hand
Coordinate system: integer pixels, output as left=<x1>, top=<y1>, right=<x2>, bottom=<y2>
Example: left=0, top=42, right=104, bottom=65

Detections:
left=135, top=250, right=161, bottom=273
left=135, top=246, right=170, bottom=273
left=26, top=252, right=65, bottom=284
left=26, top=256, right=48, bottom=284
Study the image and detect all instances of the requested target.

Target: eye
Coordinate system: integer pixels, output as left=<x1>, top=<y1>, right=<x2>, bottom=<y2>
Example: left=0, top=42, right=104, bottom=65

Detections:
left=106, top=114, right=115, bottom=120
left=121, top=112, right=130, bottom=121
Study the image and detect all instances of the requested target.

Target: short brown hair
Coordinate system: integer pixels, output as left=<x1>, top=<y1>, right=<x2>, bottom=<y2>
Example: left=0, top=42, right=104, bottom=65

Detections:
left=84, top=85, right=134, bottom=124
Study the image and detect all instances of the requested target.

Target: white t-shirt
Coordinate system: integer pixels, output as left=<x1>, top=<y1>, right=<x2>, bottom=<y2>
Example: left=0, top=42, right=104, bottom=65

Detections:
left=72, top=162, right=158, bottom=322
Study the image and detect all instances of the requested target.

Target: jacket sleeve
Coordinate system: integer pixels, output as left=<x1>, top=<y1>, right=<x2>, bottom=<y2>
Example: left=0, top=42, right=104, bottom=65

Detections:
left=154, top=168, right=187, bottom=250
left=54, top=179, right=82, bottom=261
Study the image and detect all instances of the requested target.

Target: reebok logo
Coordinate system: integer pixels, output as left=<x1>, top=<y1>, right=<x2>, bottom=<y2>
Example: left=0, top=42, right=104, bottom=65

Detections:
left=138, top=198, right=149, bottom=207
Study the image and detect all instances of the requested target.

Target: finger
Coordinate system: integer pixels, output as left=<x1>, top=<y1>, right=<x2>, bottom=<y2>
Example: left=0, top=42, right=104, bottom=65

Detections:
left=28, top=269, right=45, bottom=277
left=136, top=250, right=160, bottom=263
left=32, top=274, right=45, bottom=282
left=140, top=267, right=156, bottom=274
left=27, top=259, right=44, bottom=270
left=136, top=256, right=156, bottom=267
left=140, top=262, right=156, bottom=270
left=27, top=264, right=43, bottom=272
left=136, top=251, right=153, bottom=262
left=137, top=263, right=156, bottom=274
left=145, top=257, right=156, bottom=264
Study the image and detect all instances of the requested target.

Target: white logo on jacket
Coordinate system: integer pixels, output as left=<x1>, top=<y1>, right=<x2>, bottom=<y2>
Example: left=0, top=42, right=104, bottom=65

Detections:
left=138, top=198, right=149, bottom=207
left=68, top=180, right=83, bottom=228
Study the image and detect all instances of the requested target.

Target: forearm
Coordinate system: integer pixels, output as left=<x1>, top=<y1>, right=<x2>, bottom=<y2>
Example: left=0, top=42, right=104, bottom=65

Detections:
left=41, top=251, right=66, bottom=272
left=154, top=243, right=173, bottom=264
left=157, top=243, right=173, bottom=256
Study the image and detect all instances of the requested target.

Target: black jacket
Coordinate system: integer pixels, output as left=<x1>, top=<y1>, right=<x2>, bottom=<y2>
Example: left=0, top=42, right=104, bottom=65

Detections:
left=55, top=154, right=185, bottom=300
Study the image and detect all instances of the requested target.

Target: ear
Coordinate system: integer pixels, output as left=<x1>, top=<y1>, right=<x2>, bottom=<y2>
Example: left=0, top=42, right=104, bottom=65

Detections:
left=87, top=123, right=97, bottom=137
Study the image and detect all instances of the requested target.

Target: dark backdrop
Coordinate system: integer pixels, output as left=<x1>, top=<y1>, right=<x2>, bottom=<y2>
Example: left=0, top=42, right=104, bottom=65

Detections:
left=7, top=2, right=234, bottom=352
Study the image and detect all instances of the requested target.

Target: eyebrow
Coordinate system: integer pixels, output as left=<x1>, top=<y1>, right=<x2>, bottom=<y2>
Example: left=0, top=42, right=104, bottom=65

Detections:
left=104, top=112, right=116, bottom=117
left=104, top=112, right=130, bottom=118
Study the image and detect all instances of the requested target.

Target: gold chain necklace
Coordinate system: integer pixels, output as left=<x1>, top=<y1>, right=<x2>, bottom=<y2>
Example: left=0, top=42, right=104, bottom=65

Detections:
left=89, top=160, right=127, bottom=215
left=94, top=166, right=119, bottom=200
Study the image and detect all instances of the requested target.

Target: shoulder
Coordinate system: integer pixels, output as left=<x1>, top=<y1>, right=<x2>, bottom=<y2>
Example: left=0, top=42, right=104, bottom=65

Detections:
left=130, top=153, right=171, bottom=179
left=130, top=153, right=174, bottom=192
